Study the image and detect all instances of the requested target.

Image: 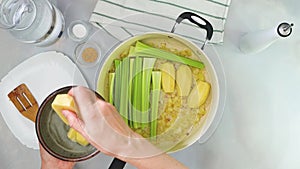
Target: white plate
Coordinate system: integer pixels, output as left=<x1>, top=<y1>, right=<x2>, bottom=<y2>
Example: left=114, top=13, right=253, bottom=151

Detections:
left=0, top=51, right=88, bottom=150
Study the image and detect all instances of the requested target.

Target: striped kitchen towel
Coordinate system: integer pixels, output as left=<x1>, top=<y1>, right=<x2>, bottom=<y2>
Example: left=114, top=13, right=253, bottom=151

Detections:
left=90, top=0, right=231, bottom=44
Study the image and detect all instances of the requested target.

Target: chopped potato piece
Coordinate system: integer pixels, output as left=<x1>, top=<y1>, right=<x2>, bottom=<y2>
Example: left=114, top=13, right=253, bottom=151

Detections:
left=187, top=81, right=210, bottom=108
left=159, top=62, right=175, bottom=93
left=51, top=94, right=77, bottom=125
left=176, top=65, right=192, bottom=96
left=52, top=94, right=89, bottom=146
left=67, top=128, right=89, bottom=146
left=75, top=131, right=89, bottom=146
left=67, top=128, right=77, bottom=142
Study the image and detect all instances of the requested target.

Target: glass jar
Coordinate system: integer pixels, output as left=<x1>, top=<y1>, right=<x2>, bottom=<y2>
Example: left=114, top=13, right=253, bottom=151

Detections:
left=0, top=0, right=65, bottom=46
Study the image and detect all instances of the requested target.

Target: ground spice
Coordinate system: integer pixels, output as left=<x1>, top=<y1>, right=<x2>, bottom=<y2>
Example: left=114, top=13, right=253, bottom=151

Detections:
left=81, top=47, right=98, bottom=63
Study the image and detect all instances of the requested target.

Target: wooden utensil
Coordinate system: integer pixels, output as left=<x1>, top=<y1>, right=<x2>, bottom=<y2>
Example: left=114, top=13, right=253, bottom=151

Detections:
left=8, top=83, right=38, bottom=122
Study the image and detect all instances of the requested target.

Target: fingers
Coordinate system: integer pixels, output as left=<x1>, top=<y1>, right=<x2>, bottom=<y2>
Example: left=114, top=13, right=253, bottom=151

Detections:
left=62, top=110, right=85, bottom=134
left=67, top=86, right=132, bottom=134
left=68, top=86, right=98, bottom=104
left=68, top=86, right=104, bottom=122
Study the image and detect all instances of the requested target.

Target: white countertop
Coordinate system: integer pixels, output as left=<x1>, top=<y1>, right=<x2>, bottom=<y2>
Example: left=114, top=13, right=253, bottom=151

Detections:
left=1, top=0, right=300, bottom=169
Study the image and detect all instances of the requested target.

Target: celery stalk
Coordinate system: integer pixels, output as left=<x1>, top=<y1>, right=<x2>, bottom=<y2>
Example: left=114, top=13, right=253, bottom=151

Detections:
left=129, top=46, right=135, bottom=55
left=114, top=60, right=121, bottom=111
left=150, top=71, right=162, bottom=139
left=114, top=59, right=121, bottom=68
left=130, top=41, right=205, bottom=69
left=141, top=58, right=156, bottom=128
left=119, top=57, right=130, bottom=125
left=108, top=73, right=115, bottom=104
left=132, top=57, right=143, bottom=128
left=128, top=58, right=135, bottom=127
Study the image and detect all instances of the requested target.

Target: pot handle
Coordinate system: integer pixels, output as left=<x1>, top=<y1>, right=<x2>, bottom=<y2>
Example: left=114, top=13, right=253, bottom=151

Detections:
left=108, top=158, right=126, bottom=169
left=171, top=12, right=213, bottom=50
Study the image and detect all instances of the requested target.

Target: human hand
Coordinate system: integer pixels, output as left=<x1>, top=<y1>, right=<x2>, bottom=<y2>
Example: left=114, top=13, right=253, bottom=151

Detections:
left=61, top=86, right=188, bottom=169
left=61, top=86, right=161, bottom=159
left=39, top=144, right=75, bottom=169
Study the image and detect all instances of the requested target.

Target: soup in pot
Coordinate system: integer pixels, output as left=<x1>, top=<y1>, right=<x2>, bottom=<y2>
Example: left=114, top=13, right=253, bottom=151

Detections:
left=97, top=37, right=212, bottom=150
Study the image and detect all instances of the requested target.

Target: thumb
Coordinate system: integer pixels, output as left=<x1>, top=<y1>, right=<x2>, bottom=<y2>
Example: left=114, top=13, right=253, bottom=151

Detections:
left=62, top=110, right=85, bottom=134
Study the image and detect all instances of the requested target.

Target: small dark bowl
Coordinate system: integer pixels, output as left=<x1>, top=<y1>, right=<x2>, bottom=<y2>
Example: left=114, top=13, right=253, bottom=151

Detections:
left=35, top=86, right=99, bottom=162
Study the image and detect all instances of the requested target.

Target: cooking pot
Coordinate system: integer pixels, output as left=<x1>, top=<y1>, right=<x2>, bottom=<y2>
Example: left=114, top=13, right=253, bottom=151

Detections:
left=35, top=86, right=126, bottom=168
left=95, top=12, right=226, bottom=153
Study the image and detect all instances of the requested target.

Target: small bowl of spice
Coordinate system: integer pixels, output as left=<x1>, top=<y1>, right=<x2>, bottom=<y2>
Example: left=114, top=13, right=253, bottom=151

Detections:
left=68, top=20, right=91, bottom=42
left=75, top=41, right=101, bottom=67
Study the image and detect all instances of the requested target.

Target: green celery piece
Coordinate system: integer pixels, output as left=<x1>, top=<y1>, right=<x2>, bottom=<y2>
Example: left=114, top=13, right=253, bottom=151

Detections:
left=119, top=57, right=130, bottom=125
left=114, top=59, right=121, bottom=111
left=128, top=58, right=135, bottom=128
left=108, top=73, right=115, bottom=104
left=114, top=59, right=121, bottom=68
left=141, top=57, right=156, bottom=128
left=130, top=41, right=205, bottom=69
left=150, top=71, right=162, bottom=139
left=132, top=57, right=143, bottom=128
left=129, top=46, right=135, bottom=55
